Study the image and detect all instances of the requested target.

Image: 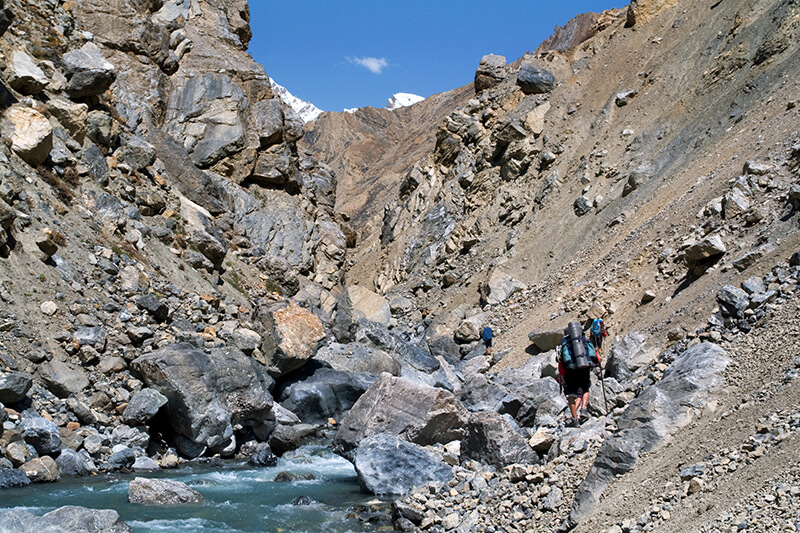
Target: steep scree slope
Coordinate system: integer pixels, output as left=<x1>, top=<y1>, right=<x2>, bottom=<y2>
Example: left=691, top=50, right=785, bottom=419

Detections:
left=319, top=0, right=800, bottom=367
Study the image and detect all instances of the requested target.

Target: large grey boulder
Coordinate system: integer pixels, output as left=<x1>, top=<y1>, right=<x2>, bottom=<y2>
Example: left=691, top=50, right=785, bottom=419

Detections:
left=0, top=506, right=133, bottom=532
left=604, top=332, right=659, bottom=382
left=354, top=433, right=453, bottom=496
left=56, top=449, right=97, bottom=477
left=569, top=342, right=729, bottom=527
left=257, top=300, right=326, bottom=378
left=128, top=477, right=204, bottom=504
left=132, top=456, right=159, bottom=472
left=424, top=310, right=462, bottom=365
left=107, top=447, right=136, bottom=470
left=111, top=425, right=150, bottom=450
left=459, top=373, right=513, bottom=414
left=510, top=377, right=568, bottom=427
left=38, top=360, right=90, bottom=399
left=1, top=104, right=53, bottom=167
left=474, top=54, right=508, bottom=93
left=717, top=284, right=750, bottom=318
left=6, top=49, right=49, bottom=94
left=268, top=424, right=300, bottom=456
left=20, top=417, right=62, bottom=456
left=278, top=365, right=376, bottom=425
left=0, top=371, right=32, bottom=403
left=62, top=42, right=117, bottom=97
left=50, top=506, right=132, bottom=532
left=131, top=343, right=275, bottom=457
left=0, top=466, right=31, bottom=489
left=516, top=65, right=556, bottom=94
left=117, top=135, right=156, bottom=172
left=66, top=395, right=97, bottom=425
left=315, top=342, right=401, bottom=376
left=528, top=328, right=564, bottom=351
left=135, top=294, right=169, bottom=322
left=683, top=234, right=726, bottom=263
left=333, top=373, right=469, bottom=461
left=122, top=388, right=168, bottom=425
left=462, top=412, right=538, bottom=467
left=74, top=326, right=107, bottom=350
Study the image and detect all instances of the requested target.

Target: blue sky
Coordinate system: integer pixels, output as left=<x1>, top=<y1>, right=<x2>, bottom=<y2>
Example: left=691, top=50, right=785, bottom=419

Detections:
left=248, top=1, right=627, bottom=112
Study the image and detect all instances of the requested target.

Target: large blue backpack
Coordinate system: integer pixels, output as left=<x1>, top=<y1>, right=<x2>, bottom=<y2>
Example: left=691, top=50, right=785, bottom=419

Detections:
left=481, top=327, right=493, bottom=341
left=591, top=318, right=604, bottom=337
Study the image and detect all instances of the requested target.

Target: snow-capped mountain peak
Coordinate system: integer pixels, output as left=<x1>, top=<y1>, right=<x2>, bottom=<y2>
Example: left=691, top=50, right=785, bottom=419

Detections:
left=387, top=92, right=424, bottom=110
left=269, top=78, right=323, bottom=123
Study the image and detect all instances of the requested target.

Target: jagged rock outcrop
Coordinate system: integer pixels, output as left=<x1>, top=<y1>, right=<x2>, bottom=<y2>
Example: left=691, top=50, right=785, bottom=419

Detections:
left=462, top=412, right=539, bottom=468
left=535, top=11, right=622, bottom=53
left=625, top=0, right=680, bottom=27
left=568, top=342, right=730, bottom=526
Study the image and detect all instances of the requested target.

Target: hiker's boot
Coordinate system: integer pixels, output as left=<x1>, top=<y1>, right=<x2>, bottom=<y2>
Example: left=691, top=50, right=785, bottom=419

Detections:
left=579, top=408, right=590, bottom=423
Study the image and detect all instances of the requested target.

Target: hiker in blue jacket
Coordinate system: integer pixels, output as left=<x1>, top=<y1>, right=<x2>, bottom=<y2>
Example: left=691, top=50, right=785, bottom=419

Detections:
left=481, top=326, right=493, bottom=355
left=590, top=318, right=608, bottom=357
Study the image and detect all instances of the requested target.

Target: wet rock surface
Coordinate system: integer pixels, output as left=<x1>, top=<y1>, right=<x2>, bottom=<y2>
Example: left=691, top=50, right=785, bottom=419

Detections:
left=127, top=477, right=204, bottom=504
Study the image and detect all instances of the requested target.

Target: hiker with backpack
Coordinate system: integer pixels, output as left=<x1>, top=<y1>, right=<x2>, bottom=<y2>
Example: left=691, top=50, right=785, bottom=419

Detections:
left=590, top=317, right=608, bottom=356
left=481, top=326, right=493, bottom=355
left=557, top=321, right=601, bottom=426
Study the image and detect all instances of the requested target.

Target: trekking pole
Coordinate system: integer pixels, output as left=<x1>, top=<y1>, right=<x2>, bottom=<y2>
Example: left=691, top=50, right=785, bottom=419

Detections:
left=598, top=359, right=609, bottom=416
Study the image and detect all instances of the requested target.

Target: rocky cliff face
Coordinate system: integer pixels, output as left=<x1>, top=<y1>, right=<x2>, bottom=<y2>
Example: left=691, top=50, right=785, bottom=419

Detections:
left=0, top=0, right=352, bottom=472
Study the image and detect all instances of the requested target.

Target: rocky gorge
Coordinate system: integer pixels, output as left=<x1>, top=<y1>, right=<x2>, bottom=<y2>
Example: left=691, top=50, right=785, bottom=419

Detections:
left=0, top=0, right=799, bottom=532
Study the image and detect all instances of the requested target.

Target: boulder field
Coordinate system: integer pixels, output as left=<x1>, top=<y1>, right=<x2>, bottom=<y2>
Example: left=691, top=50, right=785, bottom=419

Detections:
left=0, top=0, right=799, bottom=532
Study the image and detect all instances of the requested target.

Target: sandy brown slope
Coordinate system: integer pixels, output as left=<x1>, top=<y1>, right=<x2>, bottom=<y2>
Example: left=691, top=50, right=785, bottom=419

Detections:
left=301, top=84, right=473, bottom=238
left=574, top=291, right=800, bottom=533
